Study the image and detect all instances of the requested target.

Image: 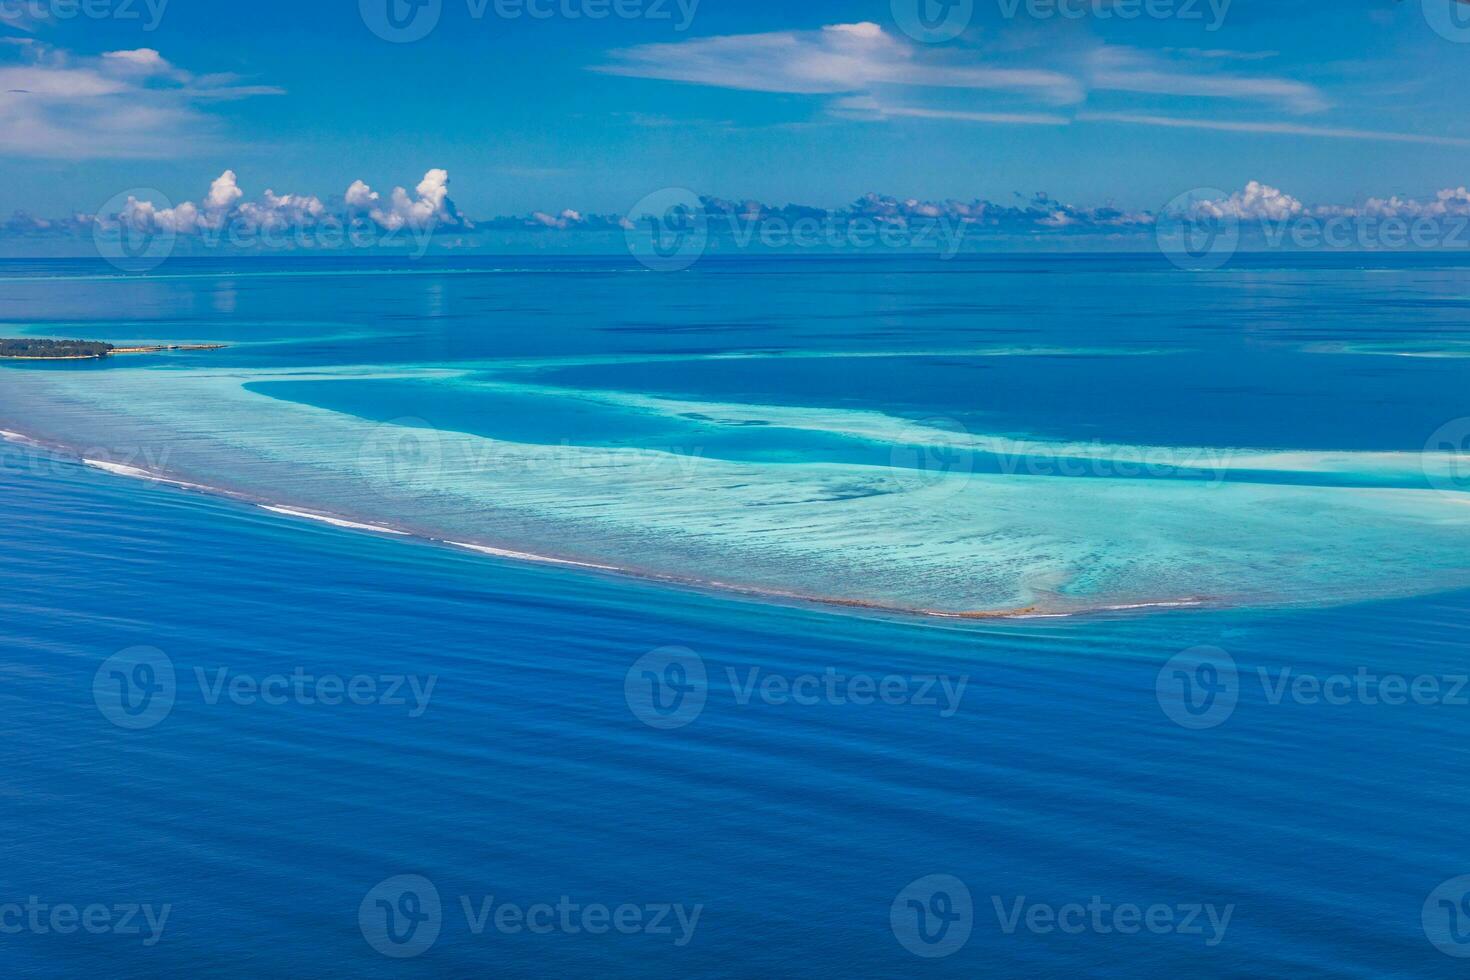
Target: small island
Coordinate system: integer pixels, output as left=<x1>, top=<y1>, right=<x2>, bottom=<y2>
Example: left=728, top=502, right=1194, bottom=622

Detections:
left=0, top=339, right=226, bottom=360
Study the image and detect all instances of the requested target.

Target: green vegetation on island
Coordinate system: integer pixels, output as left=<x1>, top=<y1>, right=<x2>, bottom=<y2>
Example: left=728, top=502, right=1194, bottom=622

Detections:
left=0, top=339, right=115, bottom=359
left=0, top=339, right=227, bottom=360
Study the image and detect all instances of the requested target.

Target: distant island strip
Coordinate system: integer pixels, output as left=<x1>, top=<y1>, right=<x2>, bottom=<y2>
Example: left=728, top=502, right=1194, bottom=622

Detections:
left=0, top=339, right=227, bottom=360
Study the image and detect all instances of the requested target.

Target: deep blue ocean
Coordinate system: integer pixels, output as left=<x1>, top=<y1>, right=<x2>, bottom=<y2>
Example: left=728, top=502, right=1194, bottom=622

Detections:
left=1, top=253, right=1468, bottom=977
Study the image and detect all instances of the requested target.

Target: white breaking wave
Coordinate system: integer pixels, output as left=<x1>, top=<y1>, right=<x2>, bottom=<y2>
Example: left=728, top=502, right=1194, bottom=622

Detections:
left=258, top=505, right=409, bottom=535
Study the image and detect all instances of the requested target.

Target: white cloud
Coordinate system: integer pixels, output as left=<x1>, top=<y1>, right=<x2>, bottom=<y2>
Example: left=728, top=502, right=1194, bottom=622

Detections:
left=350, top=169, right=464, bottom=232
left=204, top=170, right=244, bottom=212
left=1089, top=47, right=1328, bottom=114
left=1163, top=48, right=1281, bottom=63
left=1078, top=111, right=1470, bottom=147
left=529, top=209, right=586, bottom=229
left=596, top=22, right=1083, bottom=104
left=100, top=48, right=179, bottom=79
left=344, top=179, right=379, bottom=210
left=105, top=170, right=453, bottom=236
left=1347, top=187, right=1470, bottom=219
left=0, top=6, right=43, bottom=32
left=0, top=42, right=282, bottom=159
left=238, top=189, right=326, bottom=232
left=1192, top=181, right=1304, bottom=221
left=832, top=95, right=1070, bottom=127
left=1180, top=182, right=1470, bottom=227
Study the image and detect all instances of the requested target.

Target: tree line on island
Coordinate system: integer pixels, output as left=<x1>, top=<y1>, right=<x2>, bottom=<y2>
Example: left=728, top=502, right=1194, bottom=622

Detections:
left=0, top=339, right=115, bottom=358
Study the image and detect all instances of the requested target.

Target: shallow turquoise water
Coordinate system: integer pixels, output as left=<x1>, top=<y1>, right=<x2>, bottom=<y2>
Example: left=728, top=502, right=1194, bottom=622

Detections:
left=1, top=254, right=1468, bottom=616
left=1, top=254, right=1469, bottom=975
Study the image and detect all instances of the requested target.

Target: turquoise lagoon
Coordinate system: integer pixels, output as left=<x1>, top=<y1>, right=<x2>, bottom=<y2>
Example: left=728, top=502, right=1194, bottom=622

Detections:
left=2, top=254, right=1470, bottom=977
left=0, top=254, right=1467, bottom=617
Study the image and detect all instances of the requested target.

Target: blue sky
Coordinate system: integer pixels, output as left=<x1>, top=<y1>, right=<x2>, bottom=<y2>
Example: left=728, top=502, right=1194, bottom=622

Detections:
left=2, top=0, right=1468, bottom=221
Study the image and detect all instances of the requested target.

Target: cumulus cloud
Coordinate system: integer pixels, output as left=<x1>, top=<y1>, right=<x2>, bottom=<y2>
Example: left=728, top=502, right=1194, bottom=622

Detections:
left=205, top=170, right=244, bottom=212
left=364, top=169, right=461, bottom=230
left=100, top=169, right=466, bottom=239
left=20, top=174, right=1470, bottom=252
left=1191, top=181, right=1304, bottom=221
left=340, top=170, right=467, bottom=231
left=1179, top=182, right=1470, bottom=226
left=1350, top=187, right=1470, bottom=219
left=345, top=179, right=379, bottom=211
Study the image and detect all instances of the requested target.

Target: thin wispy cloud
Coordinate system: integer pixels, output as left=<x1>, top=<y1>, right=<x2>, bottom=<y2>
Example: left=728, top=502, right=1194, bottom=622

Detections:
left=594, top=22, right=1084, bottom=104
left=0, top=43, right=283, bottom=158
left=831, top=95, right=1071, bottom=127
left=1163, top=48, right=1282, bottom=62
left=1079, top=111, right=1470, bottom=147
left=0, top=6, right=42, bottom=33
left=1089, top=47, right=1329, bottom=114
left=592, top=26, right=1444, bottom=146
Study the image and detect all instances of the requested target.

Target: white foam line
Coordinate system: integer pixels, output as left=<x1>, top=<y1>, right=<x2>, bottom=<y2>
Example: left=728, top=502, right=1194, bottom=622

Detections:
left=259, top=505, right=410, bottom=535
left=1102, top=598, right=1206, bottom=611
left=83, top=458, right=213, bottom=492
left=0, top=429, right=40, bottom=446
left=444, top=540, right=621, bottom=571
